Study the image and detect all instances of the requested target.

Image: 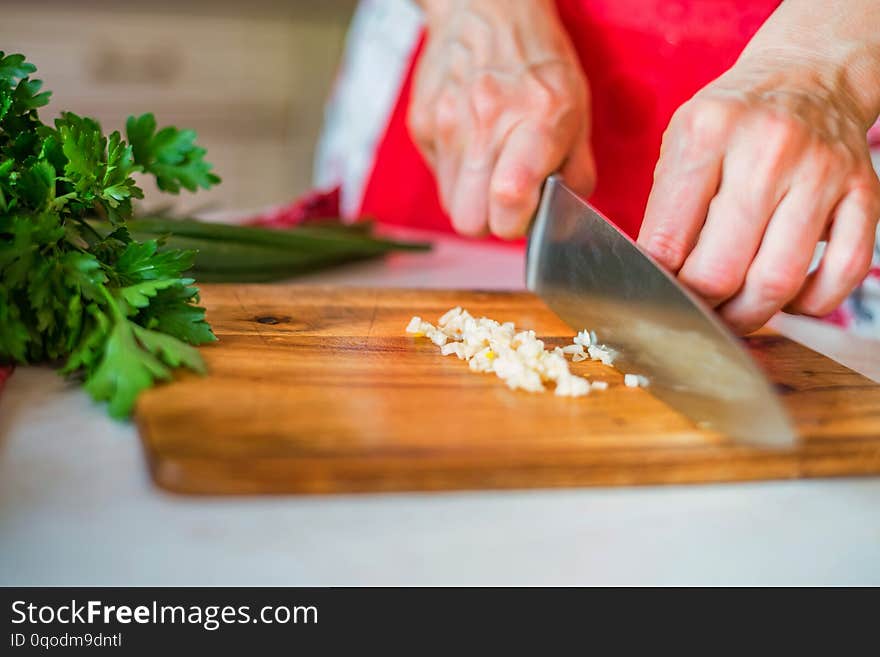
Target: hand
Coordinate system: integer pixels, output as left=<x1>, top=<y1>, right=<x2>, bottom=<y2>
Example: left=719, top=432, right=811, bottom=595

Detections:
left=638, top=60, right=880, bottom=334
left=409, top=0, right=595, bottom=238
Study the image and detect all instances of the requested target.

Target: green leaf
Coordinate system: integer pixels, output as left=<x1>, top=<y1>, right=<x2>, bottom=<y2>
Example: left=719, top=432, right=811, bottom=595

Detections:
left=139, top=284, right=216, bottom=345
left=27, top=256, right=60, bottom=332
left=61, top=251, right=106, bottom=299
left=0, top=52, right=36, bottom=85
left=125, top=113, right=157, bottom=165
left=83, top=316, right=206, bottom=418
left=83, top=319, right=172, bottom=419
left=115, top=238, right=195, bottom=282
left=56, top=111, right=105, bottom=196
left=0, top=286, right=30, bottom=362
left=1, top=52, right=219, bottom=420
left=62, top=304, right=110, bottom=375
left=38, top=131, right=66, bottom=179
left=64, top=294, right=84, bottom=352
left=100, top=130, right=143, bottom=222
left=132, top=323, right=206, bottom=373
left=16, top=159, right=55, bottom=209
left=126, top=113, right=220, bottom=193
left=12, top=78, right=50, bottom=112
left=117, top=278, right=182, bottom=314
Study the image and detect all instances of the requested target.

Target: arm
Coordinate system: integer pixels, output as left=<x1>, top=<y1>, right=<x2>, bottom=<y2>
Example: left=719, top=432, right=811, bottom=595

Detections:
left=638, top=0, right=880, bottom=334
left=410, top=0, right=594, bottom=237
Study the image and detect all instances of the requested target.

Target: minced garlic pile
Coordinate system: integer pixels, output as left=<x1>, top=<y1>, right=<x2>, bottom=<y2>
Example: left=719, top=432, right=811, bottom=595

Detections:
left=405, top=307, right=648, bottom=397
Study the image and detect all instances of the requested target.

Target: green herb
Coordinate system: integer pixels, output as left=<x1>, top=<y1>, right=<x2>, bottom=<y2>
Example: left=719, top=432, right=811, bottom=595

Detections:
left=0, top=52, right=219, bottom=418
left=122, top=216, right=431, bottom=282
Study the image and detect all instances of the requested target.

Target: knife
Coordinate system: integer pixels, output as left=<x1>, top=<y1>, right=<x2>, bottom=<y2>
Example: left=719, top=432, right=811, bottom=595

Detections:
left=526, top=174, right=796, bottom=447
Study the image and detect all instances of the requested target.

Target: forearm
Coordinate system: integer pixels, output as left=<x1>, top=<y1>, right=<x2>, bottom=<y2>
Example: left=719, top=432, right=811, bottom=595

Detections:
left=738, top=0, right=880, bottom=129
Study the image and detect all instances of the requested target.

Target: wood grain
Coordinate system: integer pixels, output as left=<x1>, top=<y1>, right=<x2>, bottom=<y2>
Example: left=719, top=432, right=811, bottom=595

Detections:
left=135, top=285, right=880, bottom=494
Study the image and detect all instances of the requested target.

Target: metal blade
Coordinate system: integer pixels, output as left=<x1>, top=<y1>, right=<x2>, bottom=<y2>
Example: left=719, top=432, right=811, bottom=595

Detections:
left=526, top=175, right=796, bottom=447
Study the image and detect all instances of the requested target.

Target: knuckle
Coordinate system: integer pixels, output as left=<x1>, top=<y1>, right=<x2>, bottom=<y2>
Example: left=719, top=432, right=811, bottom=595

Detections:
left=434, top=91, right=460, bottom=133
left=529, top=83, right=558, bottom=116
left=796, top=298, right=830, bottom=318
left=469, top=75, right=503, bottom=126
left=643, top=228, right=690, bottom=271
left=526, top=82, right=575, bottom=123
left=673, top=98, right=733, bottom=147
left=795, top=154, right=837, bottom=192
left=798, top=294, right=842, bottom=318
left=717, top=188, right=764, bottom=223
left=755, top=112, right=801, bottom=142
left=752, top=265, right=803, bottom=305
left=490, top=167, right=534, bottom=209
left=850, top=176, right=880, bottom=219
left=751, top=114, right=805, bottom=167
left=683, top=262, right=742, bottom=302
left=836, top=244, right=873, bottom=286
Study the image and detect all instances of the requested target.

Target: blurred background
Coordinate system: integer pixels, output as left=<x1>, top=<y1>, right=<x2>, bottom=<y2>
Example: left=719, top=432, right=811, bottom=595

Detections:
left=2, top=0, right=358, bottom=214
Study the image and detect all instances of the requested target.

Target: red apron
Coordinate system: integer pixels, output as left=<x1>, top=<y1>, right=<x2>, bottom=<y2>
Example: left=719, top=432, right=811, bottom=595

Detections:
left=358, top=0, right=781, bottom=239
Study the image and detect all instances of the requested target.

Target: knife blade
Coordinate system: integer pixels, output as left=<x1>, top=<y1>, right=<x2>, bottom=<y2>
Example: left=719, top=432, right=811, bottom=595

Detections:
left=526, top=175, right=796, bottom=447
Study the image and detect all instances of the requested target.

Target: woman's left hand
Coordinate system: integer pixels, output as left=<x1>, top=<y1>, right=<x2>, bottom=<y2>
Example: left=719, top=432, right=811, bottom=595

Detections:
left=637, top=59, right=880, bottom=334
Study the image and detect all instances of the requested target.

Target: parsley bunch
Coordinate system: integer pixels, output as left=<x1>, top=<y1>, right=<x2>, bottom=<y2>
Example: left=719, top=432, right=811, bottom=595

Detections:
left=0, top=52, right=220, bottom=418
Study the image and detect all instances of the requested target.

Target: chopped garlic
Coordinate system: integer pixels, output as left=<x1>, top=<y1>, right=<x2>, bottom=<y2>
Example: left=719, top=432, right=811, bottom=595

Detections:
left=440, top=342, right=465, bottom=358
left=624, top=374, right=649, bottom=388
left=405, top=311, right=649, bottom=398
left=555, top=374, right=590, bottom=397
left=408, top=309, right=592, bottom=396
left=427, top=328, right=447, bottom=346
left=587, top=344, right=617, bottom=366
left=573, top=329, right=593, bottom=347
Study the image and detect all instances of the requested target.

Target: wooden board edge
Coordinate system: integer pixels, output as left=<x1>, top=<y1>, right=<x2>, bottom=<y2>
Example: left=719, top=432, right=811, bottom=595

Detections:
left=138, top=449, right=880, bottom=496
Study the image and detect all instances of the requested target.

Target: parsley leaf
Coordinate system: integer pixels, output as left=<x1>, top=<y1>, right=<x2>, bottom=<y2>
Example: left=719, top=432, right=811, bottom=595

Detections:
left=0, top=52, right=219, bottom=418
left=127, top=113, right=220, bottom=193
left=84, top=319, right=173, bottom=419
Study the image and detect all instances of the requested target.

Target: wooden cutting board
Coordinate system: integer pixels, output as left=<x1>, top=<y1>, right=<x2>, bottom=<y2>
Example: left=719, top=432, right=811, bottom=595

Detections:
left=135, top=284, right=880, bottom=494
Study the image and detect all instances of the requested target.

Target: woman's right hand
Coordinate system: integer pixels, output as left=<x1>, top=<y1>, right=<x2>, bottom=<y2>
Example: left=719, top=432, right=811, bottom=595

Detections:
left=409, top=0, right=595, bottom=239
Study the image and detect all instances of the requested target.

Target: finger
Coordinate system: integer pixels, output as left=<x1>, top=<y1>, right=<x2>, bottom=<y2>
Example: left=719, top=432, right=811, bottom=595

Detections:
left=433, top=89, right=465, bottom=216
left=407, top=102, right=437, bottom=167
left=786, top=188, right=880, bottom=317
left=638, top=103, right=733, bottom=272
left=560, top=126, right=596, bottom=199
left=407, top=48, right=445, bottom=165
left=718, top=181, right=841, bottom=334
left=435, top=148, right=462, bottom=219
left=676, top=138, right=793, bottom=307
left=448, top=138, right=496, bottom=237
left=488, top=121, right=572, bottom=239
left=446, top=73, right=510, bottom=237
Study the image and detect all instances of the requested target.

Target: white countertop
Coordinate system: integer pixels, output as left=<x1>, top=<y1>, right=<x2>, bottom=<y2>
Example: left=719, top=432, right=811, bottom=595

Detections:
left=2, top=229, right=879, bottom=586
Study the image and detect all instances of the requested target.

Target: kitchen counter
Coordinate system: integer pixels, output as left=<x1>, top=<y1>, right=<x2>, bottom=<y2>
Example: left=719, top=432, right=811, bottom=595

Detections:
left=1, top=230, right=878, bottom=586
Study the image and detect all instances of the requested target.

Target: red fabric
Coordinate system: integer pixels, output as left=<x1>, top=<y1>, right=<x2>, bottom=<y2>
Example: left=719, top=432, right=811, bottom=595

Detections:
left=0, top=366, right=12, bottom=397
left=246, top=187, right=342, bottom=228
left=358, top=0, right=782, bottom=239
left=869, top=121, right=880, bottom=148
